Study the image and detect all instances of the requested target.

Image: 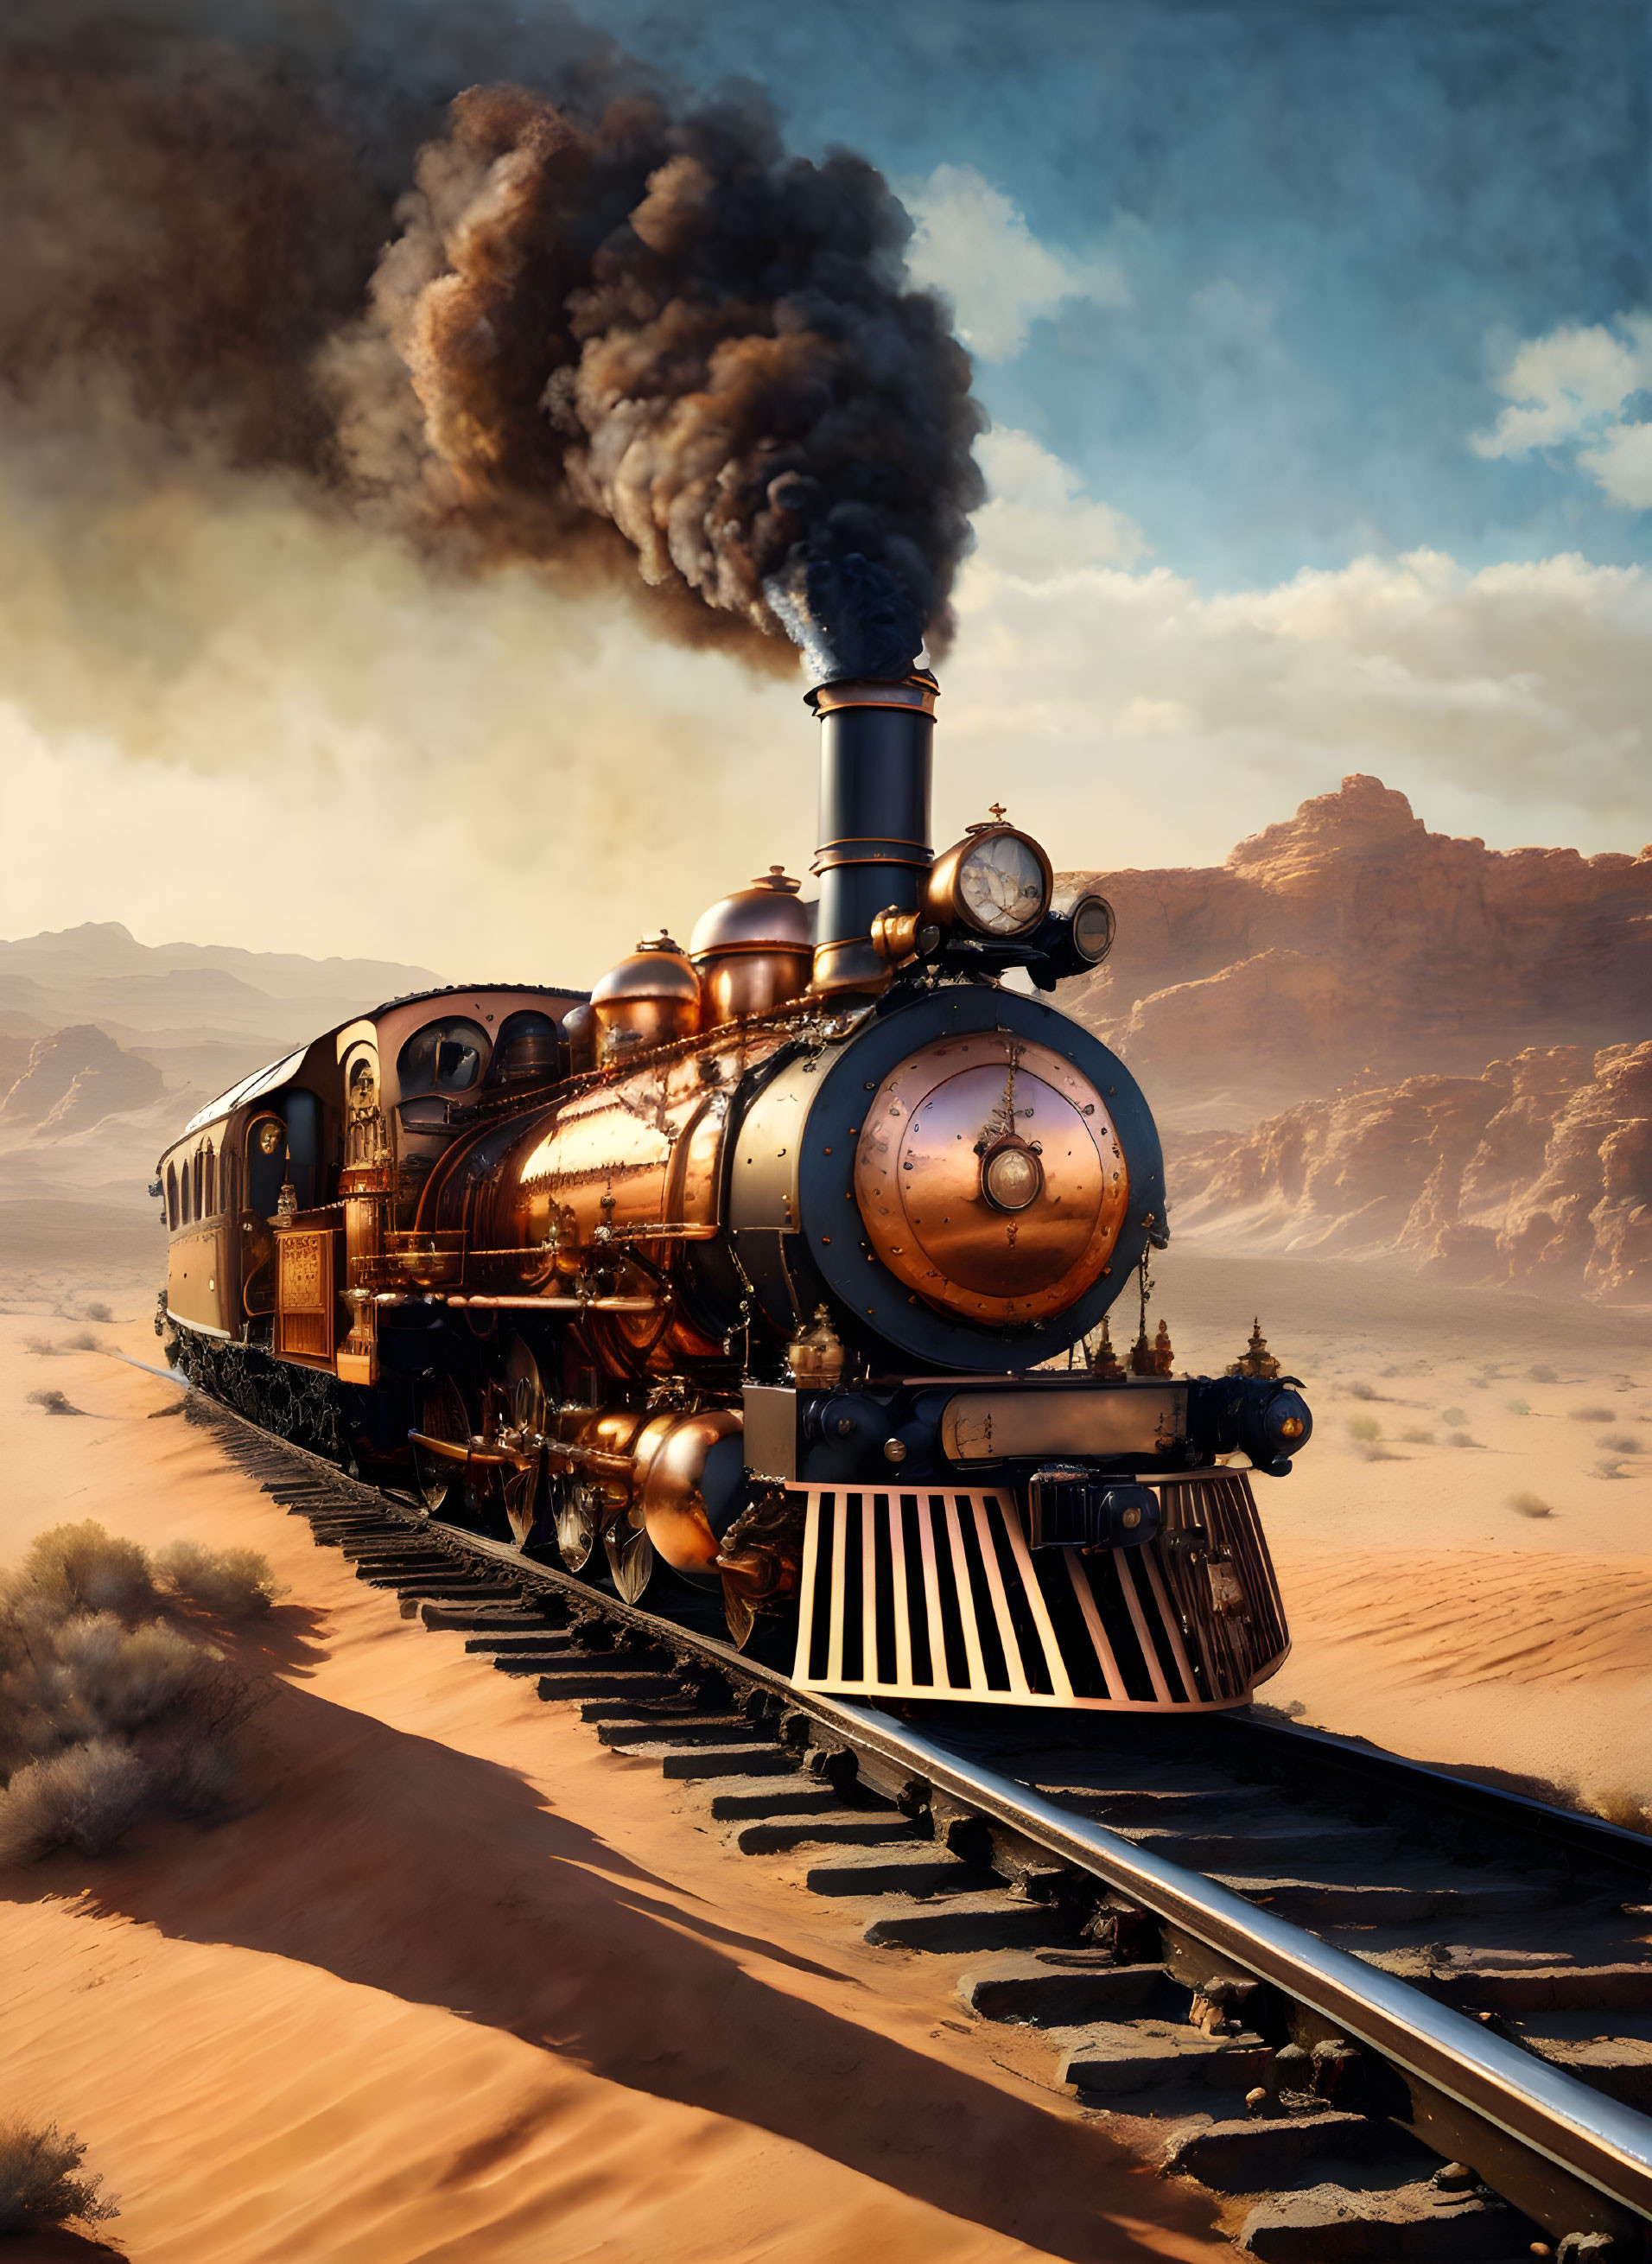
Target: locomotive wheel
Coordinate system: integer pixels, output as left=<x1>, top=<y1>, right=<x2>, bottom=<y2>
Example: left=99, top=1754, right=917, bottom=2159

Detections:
left=721, top=1575, right=757, bottom=1651
left=502, top=1338, right=549, bottom=1551
left=603, top=1508, right=655, bottom=1606
left=414, top=1375, right=470, bottom=1514
left=554, top=1476, right=603, bottom=1574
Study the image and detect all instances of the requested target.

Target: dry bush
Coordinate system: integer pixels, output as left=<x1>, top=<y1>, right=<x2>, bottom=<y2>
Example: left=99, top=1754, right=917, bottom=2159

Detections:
left=80, top=1302, right=113, bottom=1324
left=49, top=1616, right=215, bottom=1735
left=1593, top=1456, right=1629, bottom=1481
left=1505, top=1396, right=1531, bottom=1416
left=27, top=1389, right=86, bottom=1416
left=1347, top=1415, right=1382, bottom=1443
left=156, top=1540, right=284, bottom=1621
left=1440, top=1405, right=1466, bottom=1425
left=0, top=1740, right=156, bottom=1864
left=22, top=1523, right=156, bottom=1620
left=1579, top=1783, right=1652, bottom=1834
left=0, top=2117, right=118, bottom=2233
left=1528, top=1362, right=1558, bottom=1383
left=1347, top=1380, right=1378, bottom=1402
left=1509, top=1491, right=1554, bottom=1518
left=1447, top=1431, right=1482, bottom=1449
left=1570, top=1403, right=1614, bottom=1422
left=1357, top=1441, right=1399, bottom=1462
left=0, top=1523, right=270, bottom=1865
left=1400, top=1427, right=1436, bottom=1446
left=1598, top=1431, right=1642, bottom=1455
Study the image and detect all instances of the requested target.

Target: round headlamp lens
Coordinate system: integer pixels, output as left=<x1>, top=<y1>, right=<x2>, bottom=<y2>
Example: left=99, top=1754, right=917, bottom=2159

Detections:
left=1071, top=894, right=1115, bottom=964
left=982, top=1144, right=1042, bottom=1211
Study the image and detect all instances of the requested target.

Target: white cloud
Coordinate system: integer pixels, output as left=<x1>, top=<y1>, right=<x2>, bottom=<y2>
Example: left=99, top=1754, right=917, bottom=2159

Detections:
left=931, top=430, right=1652, bottom=863
left=3, top=415, right=1646, bottom=984
left=1471, top=312, right=1652, bottom=508
left=903, top=164, right=1128, bottom=362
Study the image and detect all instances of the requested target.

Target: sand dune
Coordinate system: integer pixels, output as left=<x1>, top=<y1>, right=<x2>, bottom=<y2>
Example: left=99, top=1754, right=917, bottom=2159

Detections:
left=2, top=1323, right=1221, bottom=2264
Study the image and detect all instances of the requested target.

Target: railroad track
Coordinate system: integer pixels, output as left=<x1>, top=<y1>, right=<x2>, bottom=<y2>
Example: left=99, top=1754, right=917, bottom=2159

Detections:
left=182, top=1385, right=1652, bottom=2261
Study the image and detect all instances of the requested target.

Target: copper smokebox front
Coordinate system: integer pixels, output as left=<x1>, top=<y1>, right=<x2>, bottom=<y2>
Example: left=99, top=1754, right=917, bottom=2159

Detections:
left=853, top=1032, right=1128, bottom=1323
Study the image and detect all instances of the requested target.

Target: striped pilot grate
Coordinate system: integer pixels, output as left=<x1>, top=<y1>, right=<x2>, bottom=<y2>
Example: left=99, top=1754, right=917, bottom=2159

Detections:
left=790, top=1472, right=1289, bottom=1711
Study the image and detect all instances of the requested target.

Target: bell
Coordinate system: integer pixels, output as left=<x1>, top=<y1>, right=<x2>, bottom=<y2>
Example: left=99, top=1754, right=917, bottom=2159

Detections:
left=1228, top=1317, right=1281, bottom=1379
left=788, top=1305, right=846, bottom=1387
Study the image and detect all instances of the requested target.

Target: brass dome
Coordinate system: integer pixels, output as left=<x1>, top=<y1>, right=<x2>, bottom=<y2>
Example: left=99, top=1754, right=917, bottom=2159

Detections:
left=592, top=933, right=701, bottom=1008
left=689, top=869, right=814, bottom=960
left=591, top=934, right=701, bottom=1065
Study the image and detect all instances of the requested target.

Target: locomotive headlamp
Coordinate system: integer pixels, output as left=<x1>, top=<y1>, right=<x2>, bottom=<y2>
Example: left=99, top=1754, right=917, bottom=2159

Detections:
left=926, top=824, right=1052, bottom=938
left=981, top=1140, right=1043, bottom=1212
left=1279, top=1414, right=1306, bottom=1440
left=1069, top=894, right=1116, bottom=967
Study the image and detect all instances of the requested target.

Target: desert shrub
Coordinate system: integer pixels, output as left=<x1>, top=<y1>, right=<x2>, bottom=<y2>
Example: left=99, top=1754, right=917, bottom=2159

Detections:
left=1570, top=1403, right=1614, bottom=1422
left=1509, top=1491, right=1554, bottom=1518
left=0, top=2118, right=118, bottom=2233
left=1505, top=1396, right=1531, bottom=1416
left=156, top=1540, right=283, bottom=1621
left=1357, top=1441, right=1398, bottom=1462
left=1581, top=1784, right=1651, bottom=1834
left=1528, top=1362, right=1558, bottom=1383
left=1593, top=1457, right=1628, bottom=1481
left=0, top=1741, right=156, bottom=1865
left=1347, top=1415, right=1381, bottom=1443
left=0, top=1523, right=269, bottom=1865
left=1400, top=1427, right=1436, bottom=1446
left=1440, top=1406, right=1466, bottom=1425
left=1348, top=1381, right=1377, bottom=1402
left=26, top=1389, right=86, bottom=1416
left=49, top=1617, right=215, bottom=1735
left=80, top=1302, right=113, bottom=1324
left=1598, top=1432, right=1642, bottom=1455
left=1447, top=1431, right=1481, bottom=1448
left=21, top=1523, right=155, bottom=1620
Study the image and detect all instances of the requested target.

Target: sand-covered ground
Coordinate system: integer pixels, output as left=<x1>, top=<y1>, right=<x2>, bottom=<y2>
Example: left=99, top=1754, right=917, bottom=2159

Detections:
left=1153, top=1250, right=1652, bottom=1821
left=0, top=1285, right=1223, bottom=2264
left=3, top=1243, right=1649, bottom=2260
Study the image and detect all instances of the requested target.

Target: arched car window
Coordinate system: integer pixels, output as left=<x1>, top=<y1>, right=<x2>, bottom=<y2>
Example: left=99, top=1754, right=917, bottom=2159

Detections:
left=166, top=1162, right=178, bottom=1230
left=181, top=1161, right=193, bottom=1226
left=397, top=1018, right=489, bottom=1097
left=203, top=1143, right=215, bottom=1217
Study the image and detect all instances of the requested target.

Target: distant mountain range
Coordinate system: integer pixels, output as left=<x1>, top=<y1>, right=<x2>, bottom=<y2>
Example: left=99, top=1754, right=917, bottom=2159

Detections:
left=4, top=798, right=1649, bottom=1301
left=0, top=923, right=445, bottom=1218
left=0, top=921, right=442, bottom=1051
left=1064, top=775, right=1652, bottom=1124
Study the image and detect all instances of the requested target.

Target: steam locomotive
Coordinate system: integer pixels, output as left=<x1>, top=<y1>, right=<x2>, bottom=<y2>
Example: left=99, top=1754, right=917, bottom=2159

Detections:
left=156, top=668, right=1312, bottom=1711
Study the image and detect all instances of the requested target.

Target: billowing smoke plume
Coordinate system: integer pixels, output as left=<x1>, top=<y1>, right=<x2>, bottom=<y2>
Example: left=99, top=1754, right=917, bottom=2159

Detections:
left=0, top=5, right=983, bottom=680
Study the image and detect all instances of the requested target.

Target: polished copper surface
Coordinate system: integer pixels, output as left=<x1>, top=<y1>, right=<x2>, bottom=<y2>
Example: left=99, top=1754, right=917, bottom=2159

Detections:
left=854, top=1032, right=1128, bottom=1323
left=690, top=869, right=814, bottom=1025
left=805, top=672, right=938, bottom=717
left=924, top=824, right=1053, bottom=938
left=591, top=934, right=702, bottom=1065
left=635, top=1406, right=742, bottom=1576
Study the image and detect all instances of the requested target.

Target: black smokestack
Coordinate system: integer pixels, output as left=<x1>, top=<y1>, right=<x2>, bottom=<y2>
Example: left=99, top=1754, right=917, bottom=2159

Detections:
left=0, top=8, right=985, bottom=675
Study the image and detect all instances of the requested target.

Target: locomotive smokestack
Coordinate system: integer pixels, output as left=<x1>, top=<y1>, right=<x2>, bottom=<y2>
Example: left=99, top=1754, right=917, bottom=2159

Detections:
left=806, top=671, right=937, bottom=995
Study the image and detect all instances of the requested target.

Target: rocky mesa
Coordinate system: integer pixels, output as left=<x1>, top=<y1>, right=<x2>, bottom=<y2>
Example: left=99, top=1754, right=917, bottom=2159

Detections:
left=1169, top=1040, right=1652, bottom=1302
left=1064, top=775, right=1652, bottom=1118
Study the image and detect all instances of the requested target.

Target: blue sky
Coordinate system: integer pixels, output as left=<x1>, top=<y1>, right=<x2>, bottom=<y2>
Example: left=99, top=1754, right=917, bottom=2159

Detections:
left=588, top=0, right=1650, bottom=588
left=4, top=0, right=1647, bottom=970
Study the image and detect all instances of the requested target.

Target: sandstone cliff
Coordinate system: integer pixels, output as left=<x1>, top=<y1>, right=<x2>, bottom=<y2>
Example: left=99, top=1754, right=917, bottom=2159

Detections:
left=0, top=1023, right=163, bottom=1136
left=1170, top=1040, right=1652, bottom=1302
left=1064, top=776, right=1652, bottom=1116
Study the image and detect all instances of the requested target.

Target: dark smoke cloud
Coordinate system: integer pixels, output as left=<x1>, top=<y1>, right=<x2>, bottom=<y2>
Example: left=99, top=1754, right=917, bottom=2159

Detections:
left=0, top=3, right=983, bottom=678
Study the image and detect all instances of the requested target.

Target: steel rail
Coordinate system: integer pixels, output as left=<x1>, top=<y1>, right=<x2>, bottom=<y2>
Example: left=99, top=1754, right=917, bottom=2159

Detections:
left=168, top=1385, right=1652, bottom=2235
left=793, top=1698, right=1652, bottom=2232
